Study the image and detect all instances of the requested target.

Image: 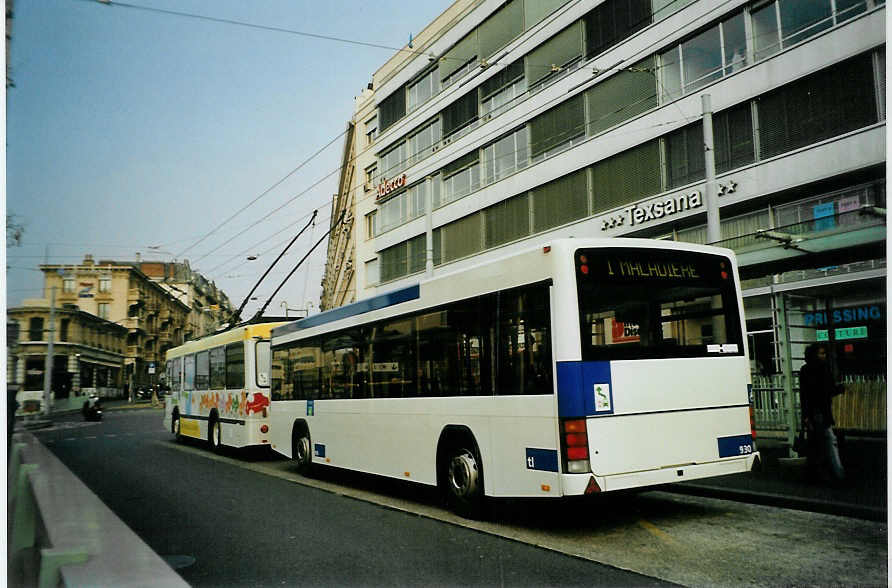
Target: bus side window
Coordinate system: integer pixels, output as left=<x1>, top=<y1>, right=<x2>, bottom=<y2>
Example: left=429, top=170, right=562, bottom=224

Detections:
left=497, top=284, right=552, bottom=396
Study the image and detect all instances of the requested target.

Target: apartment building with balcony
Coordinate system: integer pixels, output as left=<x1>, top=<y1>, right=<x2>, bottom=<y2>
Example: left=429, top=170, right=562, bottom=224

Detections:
left=136, top=259, right=234, bottom=341
left=327, top=0, right=886, bottom=436
left=32, top=255, right=191, bottom=392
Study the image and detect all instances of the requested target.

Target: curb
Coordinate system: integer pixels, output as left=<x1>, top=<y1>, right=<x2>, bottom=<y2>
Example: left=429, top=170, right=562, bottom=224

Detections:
left=663, top=483, right=886, bottom=522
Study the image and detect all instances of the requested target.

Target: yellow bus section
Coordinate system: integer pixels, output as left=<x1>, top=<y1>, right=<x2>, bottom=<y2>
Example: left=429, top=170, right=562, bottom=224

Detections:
left=179, top=419, right=201, bottom=438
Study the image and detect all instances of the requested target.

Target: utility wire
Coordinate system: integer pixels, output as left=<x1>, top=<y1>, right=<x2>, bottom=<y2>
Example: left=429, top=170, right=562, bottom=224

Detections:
left=229, top=210, right=318, bottom=326
left=175, top=129, right=347, bottom=259
left=90, top=0, right=464, bottom=64
left=252, top=209, right=346, bottom=321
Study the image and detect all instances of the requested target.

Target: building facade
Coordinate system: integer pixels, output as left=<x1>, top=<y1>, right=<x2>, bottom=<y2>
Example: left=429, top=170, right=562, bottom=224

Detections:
left=328, top=0, right=886, bottom=437
left=7, top=305, right=128, bottom=411
left=34, top=255, right=192, bottom=393
left=136, top=259, right=234, bottom=341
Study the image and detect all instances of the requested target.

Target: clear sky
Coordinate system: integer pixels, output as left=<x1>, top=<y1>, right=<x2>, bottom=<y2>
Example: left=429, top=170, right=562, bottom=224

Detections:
left=6, top=0, right=450, bottom=317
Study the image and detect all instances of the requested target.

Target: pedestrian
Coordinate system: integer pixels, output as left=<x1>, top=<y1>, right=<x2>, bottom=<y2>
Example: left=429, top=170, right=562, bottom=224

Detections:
left=799, top=343, right=845, bottom=483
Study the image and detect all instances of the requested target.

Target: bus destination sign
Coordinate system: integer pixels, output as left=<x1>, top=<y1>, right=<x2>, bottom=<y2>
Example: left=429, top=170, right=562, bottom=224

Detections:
left=606, top=258, right=701, bottom=280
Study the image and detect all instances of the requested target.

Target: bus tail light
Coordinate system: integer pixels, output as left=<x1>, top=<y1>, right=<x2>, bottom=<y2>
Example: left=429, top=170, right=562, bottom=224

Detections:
left=749, top=406, right=757, bottom=440
left=260, top=424, right=269, bottom=434
left=561, top=418, right=590, bottom=473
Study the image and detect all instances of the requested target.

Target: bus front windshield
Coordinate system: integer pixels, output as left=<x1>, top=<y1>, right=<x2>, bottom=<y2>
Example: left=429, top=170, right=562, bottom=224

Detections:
left=576, top=247, right=744, bottom=360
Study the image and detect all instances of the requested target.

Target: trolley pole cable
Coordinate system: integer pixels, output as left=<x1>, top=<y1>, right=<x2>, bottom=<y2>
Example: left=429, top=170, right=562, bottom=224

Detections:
left=251, top=209, right=347, bottom=322
left=229, top=210, right=318, bottom=326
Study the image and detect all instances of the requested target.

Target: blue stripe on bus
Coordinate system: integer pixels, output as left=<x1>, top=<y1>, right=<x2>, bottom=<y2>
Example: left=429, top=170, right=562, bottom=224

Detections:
left=525, top=448, right=559, bottom=472
left=556, top=361, right=613, bottom=418
left=272, top=284, right=421, bottom=337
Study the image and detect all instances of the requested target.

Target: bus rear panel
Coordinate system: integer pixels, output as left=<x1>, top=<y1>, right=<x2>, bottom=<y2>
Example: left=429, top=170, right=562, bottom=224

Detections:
left=557, top=246, right=757, bottom=495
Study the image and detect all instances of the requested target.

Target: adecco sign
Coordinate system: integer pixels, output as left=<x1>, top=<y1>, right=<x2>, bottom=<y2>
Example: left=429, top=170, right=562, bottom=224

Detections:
left=376, top=174, right=407, bottom=201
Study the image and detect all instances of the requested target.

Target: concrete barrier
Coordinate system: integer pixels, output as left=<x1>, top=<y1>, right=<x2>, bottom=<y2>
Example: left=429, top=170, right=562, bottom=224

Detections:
left=8, top=432, right=189, bottom=588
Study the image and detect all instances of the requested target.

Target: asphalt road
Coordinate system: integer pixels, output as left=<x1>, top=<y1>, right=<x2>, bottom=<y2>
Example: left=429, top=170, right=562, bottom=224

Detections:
left=33, top=409, right=667, bottom=587
left=33, top=408, right=887, bottom=587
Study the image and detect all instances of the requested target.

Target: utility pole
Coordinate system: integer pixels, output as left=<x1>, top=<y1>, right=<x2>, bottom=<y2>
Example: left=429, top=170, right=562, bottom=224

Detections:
left=702, top=94, right=721, bottom=243
left=43, top=286, right=56, bottom=417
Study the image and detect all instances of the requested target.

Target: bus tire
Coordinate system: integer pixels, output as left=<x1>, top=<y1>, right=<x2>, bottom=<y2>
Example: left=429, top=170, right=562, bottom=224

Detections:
left=439, top=434, right=485, bottom=519
left=292, top=423, right=312, bottom=475
left=209, top=412, right=223, bottom=453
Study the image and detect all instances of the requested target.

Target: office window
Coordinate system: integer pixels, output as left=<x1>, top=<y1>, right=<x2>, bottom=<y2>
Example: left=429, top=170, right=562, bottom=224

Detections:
left=441, top=31, right=478, bottom=87
left=758, top=53, right=878, bottom=159
left=525, top=21, right=583, bottom=88
left=586, top=57, right=658, bottom=137
left=99, top=276, right=112, bottom=293
left=63, top=278, right=75, bottom=293
left=590, top=140, right=661, bottom=214
left=365, top=258, right=380, bottom=286
left=660, top=13, right=746, bottom=102
left=482, top=126, right=529, bottom=184
left=485, top=193, right=530, bottom=248
left=479, top=0, right=523, bottom=59
left=365, top=164, right=377, bottom=187
left=714, top=102, right=755, bottom=173
left=524, top=0, right=571, bottom=31
left=365, top=115, right=378, bottom=145
left=665, top=121, right=704, bottom=189
left=752, top=0, right=843, bottom=62
left=379, top=89, right=406, bottom=132
left=584, top=0, right=651, bottom=59
left=436, top=212, right=484, bottom=264
left=98, top=303, right=110, bottom=320
left=407, top=119, right=442, bottom=165
left=379, top=141, right=407, bottom=178
left=407, top=67, right=440, bottom=113
left=442, top=91, right=478, bottom=137
left=60, top=319, right=69, bottom=342
left=441, top=151, right=481, bottom=205
left=366, top=211, right=378, bottom=239
left=532, top=168, right=588, bottom=233
left=377, top=181, right=426, bottom=234
left=530, top=94, right=585, bottom=159
left=380, top=241, right=408, bottom=282
left=480, top=60, right=526, bottom=118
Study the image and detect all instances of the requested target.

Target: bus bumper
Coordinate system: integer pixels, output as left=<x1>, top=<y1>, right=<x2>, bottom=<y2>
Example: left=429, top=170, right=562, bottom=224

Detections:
left=561, top=453, right=760, bottom=495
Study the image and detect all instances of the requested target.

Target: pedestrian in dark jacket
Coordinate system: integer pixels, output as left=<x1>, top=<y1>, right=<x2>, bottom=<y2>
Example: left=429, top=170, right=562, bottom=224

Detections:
left=799, top=343, right=845, bottom=482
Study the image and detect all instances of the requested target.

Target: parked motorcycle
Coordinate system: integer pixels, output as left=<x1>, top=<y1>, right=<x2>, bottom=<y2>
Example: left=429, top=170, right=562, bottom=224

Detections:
left=82, top=394, right=103, bottom=421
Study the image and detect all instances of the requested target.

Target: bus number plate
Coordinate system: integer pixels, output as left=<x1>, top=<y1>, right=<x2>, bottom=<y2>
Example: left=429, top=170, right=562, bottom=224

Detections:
left=717, top=434, right=754, bottom=458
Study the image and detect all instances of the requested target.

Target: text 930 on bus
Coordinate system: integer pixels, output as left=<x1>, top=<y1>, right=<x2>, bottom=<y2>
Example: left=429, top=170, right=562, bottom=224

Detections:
left=267, top=239, right=759, bottom=518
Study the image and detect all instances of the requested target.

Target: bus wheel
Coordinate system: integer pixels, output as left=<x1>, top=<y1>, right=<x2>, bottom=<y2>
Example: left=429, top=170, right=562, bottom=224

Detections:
left=444, top=445, right=484, bottom=519
left=292, top=429, right=312, bottom=475
left=209, top=417, right=223, bottom=453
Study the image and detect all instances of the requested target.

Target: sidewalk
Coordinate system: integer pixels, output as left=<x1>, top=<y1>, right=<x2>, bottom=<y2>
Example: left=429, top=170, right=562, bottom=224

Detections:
left=667, top=435, right=887, bottom=521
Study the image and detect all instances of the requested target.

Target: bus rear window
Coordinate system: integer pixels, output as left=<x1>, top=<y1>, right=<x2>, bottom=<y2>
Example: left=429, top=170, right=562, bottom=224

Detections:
left=576, top=247, right=743, bottom=360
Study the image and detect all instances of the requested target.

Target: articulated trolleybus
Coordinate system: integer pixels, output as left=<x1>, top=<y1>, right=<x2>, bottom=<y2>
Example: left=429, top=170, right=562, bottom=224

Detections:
left=268, top=239, right=758, bottom=517
left=163, top=322, right=288, bottom=451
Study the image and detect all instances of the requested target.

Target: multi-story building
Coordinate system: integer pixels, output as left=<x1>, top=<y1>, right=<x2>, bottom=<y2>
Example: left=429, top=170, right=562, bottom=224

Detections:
left=327, top=0, right=886, bottom=436
left=136, top=259, right=234, bottom=340
left=7, top=304, right=128, bottom=409
left=33, top=254, right=192, bottom=392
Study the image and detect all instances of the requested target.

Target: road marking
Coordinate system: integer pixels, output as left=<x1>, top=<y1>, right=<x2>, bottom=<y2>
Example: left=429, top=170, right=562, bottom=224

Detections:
left=637, top=519, right=680, bottom=547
